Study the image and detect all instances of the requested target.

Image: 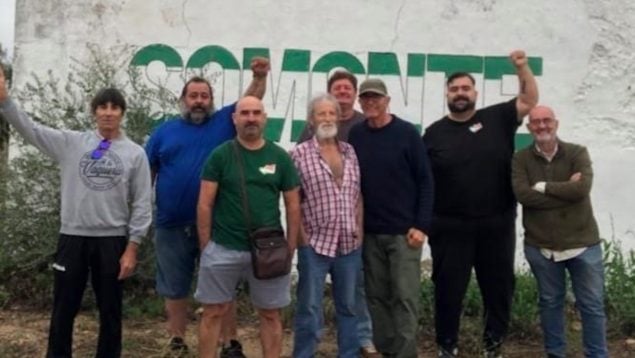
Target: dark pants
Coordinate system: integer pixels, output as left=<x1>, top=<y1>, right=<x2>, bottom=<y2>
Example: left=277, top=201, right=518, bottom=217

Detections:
left=363, top=234, right=422, bottom=358
left=429, top=211, right=516, bottom=350
left=47, top=234, right=127, bottom=358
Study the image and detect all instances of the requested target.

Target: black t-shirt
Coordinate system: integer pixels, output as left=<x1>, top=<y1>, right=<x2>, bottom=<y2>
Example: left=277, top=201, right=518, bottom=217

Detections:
left=423, top=99, right=519, bottom=218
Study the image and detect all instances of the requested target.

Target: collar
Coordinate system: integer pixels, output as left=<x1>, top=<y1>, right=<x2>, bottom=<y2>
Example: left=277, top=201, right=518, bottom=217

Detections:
left=310, top=136, right=350, bottom=155
left=532, top=139, right=564, bottom=161
left=94, top=130, right=124, bottom=141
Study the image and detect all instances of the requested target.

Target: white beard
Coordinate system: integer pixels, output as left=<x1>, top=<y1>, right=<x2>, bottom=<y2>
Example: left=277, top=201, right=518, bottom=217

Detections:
left=316, top=123, right=338, bottom=140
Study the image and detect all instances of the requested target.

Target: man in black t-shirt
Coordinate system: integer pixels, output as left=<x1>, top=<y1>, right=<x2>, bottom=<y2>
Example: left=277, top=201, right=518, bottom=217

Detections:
left=423, top=50, right=538, bottom=358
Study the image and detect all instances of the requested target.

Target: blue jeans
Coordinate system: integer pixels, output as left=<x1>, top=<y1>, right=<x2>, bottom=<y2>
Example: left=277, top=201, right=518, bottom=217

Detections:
left=525, top=244, right=608, bottom=358
left=293, top=246, right=361, bottom=358
left=356, top=266, right=374, bottom=347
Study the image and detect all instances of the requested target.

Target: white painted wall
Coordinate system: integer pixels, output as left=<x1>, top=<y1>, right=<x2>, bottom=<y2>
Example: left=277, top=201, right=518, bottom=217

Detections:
left=0, top=0, right=15, bottom=59
left=12, top=0, right=635, bottom=264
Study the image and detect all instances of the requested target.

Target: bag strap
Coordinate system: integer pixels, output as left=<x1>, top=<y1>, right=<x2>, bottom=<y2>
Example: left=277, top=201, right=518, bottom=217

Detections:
left=232, top=140, right=252, bottom=231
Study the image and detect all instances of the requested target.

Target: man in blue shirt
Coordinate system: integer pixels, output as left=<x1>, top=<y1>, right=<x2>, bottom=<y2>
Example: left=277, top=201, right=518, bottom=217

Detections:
left=145, top=57, right=270, bottom=356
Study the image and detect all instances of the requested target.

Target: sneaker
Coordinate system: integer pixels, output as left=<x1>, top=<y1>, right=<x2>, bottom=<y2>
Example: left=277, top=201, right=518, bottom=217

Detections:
left=220, top=339, right=247, bottom=358
left=168, top=336, right=189, bottom=357
left=360, top=345, right=382, bottom=358
left=438, top=345, right=458, bottom=358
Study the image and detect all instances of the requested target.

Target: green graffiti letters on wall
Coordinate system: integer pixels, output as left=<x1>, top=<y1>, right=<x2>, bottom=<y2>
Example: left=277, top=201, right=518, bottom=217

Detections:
left=130, top=44, right=541, bottom=147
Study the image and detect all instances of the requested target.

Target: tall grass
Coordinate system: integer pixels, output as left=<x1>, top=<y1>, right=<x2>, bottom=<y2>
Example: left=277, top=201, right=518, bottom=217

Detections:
left=603, top=239, right=635, bottom=336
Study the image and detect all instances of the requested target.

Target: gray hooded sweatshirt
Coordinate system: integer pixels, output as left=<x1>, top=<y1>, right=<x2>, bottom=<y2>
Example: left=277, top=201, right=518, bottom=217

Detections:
left=0, top=98, right=152, bottom=244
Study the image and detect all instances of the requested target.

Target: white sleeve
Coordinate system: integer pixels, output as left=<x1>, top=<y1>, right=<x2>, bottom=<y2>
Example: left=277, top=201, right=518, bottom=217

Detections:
left=532, top=181, right=547, bottom=194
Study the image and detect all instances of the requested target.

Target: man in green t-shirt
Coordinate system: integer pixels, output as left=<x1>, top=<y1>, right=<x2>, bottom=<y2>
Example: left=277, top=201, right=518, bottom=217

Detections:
left=194, top=95, right=301, bottom=358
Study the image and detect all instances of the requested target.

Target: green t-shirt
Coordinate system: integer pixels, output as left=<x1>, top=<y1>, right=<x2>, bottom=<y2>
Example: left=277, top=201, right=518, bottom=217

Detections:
left=201, top=140, right=300, bottom=251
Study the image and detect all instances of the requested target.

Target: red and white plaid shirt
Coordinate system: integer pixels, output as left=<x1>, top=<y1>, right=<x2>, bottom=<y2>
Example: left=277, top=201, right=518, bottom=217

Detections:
left=291, top=137, right=361, bottom=257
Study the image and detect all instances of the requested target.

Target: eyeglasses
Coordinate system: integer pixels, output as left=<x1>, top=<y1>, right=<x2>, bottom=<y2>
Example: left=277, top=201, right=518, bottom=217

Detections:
left=528, top=117, right=555, bottom=125
left=358, top=94, right=385, bottom=102
left=91, top=139, right=111, bottom=160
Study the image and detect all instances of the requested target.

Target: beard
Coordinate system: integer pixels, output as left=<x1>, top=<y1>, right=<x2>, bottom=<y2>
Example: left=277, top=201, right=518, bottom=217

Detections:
left=534, top=131, right=556, bottom=143
left=315, top=123, right=338, bottom=140
left=180, top=103, right=215, bottom=124
left=447, top=96, right=476, bottom=114
left=239, top=122, right=263, bottom=140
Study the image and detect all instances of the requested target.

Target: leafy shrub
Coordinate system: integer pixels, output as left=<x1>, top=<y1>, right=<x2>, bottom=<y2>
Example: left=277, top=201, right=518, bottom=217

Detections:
left=603, top=239, right=635, bottom=336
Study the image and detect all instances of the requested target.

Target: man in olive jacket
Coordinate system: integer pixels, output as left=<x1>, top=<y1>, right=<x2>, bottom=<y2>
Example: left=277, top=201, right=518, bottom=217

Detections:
left=511, top=105, right=607, bottom=358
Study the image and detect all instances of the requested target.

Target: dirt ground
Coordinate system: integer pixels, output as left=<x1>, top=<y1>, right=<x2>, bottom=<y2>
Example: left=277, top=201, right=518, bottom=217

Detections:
left=0, top=309, right=633, bottom=357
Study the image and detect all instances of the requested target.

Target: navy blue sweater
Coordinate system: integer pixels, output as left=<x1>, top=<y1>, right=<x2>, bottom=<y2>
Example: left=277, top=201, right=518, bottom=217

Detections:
left=348, top=115, right=434, bottom=234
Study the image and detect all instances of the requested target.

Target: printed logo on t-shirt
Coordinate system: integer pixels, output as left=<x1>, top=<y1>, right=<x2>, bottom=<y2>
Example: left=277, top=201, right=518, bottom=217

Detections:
left=78, top=151, right=124, bottom=191
left=259, top=164, right=277, bottom=175
left=469, top=122, right=483, bottom=133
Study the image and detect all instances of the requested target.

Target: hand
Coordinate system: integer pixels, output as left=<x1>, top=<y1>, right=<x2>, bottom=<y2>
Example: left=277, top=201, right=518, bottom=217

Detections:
left=509, top=50, right=528, bottom=68
left=297, top=231, right=306, bottom=247
left=118, top=242, right=138, bottom=280
left=285, top=246, right=294, bottom=271
left=199, top=239, right=210, bottom=252
left=406, top=228, right=427, bottom=249
left=250, top=57, right=270, bottom=79
left=570, top=172, right=582, bottom=182
left=0, top=65, right=8, bottom=102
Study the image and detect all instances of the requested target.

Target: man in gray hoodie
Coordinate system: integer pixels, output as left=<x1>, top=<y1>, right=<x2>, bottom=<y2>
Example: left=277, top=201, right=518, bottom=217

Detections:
left=0, top=65, right=152, bottom=358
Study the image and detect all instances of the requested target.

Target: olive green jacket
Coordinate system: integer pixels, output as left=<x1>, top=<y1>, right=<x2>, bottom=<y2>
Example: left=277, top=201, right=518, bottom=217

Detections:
left=511, top=140, right=600, bottom=250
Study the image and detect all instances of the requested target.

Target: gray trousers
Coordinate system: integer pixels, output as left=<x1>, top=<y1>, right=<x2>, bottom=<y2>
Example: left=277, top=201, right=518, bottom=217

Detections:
left=363, top=234, right=422, bottom=358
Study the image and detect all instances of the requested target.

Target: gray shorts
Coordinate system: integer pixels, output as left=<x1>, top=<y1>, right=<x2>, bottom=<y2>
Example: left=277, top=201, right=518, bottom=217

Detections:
left=194, top=242, right=291, bottom=309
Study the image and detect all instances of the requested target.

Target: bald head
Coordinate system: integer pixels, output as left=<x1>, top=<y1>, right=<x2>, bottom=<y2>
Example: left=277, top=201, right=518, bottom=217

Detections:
left=236, top=95, right=264, bottom=112
left=529, top=105, right=556, bottom=121
left=233, top=96, right=267, bottom=142
left=527, top=105, right=559, bottom=145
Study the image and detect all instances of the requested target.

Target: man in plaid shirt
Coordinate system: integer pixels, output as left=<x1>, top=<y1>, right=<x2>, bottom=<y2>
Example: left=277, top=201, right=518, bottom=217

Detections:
left=291, top=93, right=363, bottom=358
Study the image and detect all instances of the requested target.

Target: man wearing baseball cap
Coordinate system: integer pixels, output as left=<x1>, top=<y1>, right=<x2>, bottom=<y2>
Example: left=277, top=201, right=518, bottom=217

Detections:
left=348, top=78, right=434, bottom=357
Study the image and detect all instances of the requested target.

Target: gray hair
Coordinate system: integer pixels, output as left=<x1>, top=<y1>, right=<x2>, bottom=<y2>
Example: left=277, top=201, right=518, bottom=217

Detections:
left=306, top=93, right=341, bottom=124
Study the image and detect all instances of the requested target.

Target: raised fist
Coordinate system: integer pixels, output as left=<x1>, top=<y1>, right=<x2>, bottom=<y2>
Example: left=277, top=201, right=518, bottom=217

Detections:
left=251, top=57, right=270, bottom=79
left=509, top=50, right=528, bottom=68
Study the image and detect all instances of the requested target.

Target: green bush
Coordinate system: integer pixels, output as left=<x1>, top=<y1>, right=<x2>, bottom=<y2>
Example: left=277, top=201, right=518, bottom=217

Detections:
left=508, top=272, right=540, bottom=338
left=603, top=239, right=635, bottom=336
